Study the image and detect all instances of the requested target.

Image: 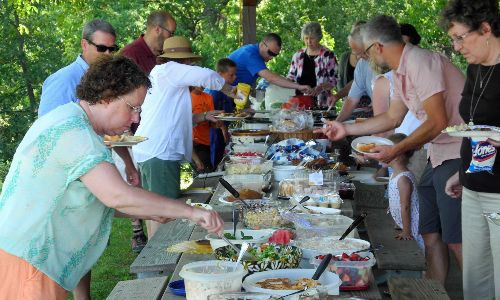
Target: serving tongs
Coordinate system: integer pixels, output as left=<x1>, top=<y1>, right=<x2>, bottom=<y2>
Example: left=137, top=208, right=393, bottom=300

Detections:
left=219, top=178, right=250, bottom=208
left=286, top=196, right=311, bottom=213
left=339, top=212, right=367, bottom=240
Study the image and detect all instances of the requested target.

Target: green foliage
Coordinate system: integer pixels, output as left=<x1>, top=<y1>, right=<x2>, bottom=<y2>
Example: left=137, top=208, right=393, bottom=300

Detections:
left=0, top=0, right=462, bottom=166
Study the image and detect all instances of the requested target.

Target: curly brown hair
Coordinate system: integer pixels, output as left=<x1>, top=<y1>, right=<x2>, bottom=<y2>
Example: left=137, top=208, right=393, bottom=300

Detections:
left=76, top=56, right=151, bottom=104
left=440, top=0, right=500, bottom=37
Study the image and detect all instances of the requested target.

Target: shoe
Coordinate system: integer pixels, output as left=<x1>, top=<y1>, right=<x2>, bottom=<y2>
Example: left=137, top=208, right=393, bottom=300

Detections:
left=131, top=233, right=147, bottom=253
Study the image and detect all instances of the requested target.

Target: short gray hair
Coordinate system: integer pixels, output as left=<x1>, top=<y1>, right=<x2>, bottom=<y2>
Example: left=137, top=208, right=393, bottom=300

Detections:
left=82, top=19, right=116, bottom=41
left=361, top=15, right=404, bottom=45
left=301, top=22, right=323, bottom=40
left=147, top=10, right=174, bottom=28
left=348, top=21, right=366, bottom=45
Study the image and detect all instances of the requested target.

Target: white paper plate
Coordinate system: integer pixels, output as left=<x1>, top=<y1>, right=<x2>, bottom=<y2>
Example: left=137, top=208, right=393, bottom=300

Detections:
left=104, top=136, right=148, bottom=147
left=214, top=115, right=250, bottom=121
left=242, top=269, right=341, bottom=296
left=444, top=125, right=500, bottom=139
left=351, top=136, right=394, bottom=154
left=303, top=206, right=341, bottom=215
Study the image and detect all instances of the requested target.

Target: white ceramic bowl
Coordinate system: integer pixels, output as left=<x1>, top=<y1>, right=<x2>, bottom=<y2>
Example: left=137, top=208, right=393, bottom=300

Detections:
left=351, top=136, right=394, bottom=154
left=272, top=165, right=305, bottom=182
left=205, top=229, right=275, bottom=250
left=242, top=268, right=341, bottom=296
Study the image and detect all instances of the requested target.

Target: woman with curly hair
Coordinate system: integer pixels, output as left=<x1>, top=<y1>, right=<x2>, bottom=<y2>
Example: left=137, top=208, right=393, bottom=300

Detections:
left=441, top=0, right=500, bottom=298
left=287, top=21, right=338, bottom=109
left=0, top=56, right=223, bottom=299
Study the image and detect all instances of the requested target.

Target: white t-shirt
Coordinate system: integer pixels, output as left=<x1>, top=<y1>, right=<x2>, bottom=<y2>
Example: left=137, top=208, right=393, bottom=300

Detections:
left=133, top=62, right=225, bottom=162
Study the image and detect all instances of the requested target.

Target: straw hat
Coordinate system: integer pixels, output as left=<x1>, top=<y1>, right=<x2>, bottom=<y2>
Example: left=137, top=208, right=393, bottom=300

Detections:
left=158, top=36, right=202, bottom=60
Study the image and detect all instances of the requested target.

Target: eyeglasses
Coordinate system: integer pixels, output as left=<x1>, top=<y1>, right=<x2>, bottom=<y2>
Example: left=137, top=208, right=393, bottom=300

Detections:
left=87, top=40, right=119, bottom=53
left=263, top=41, right=279, bottom=57
left=120, top=97, right=142, bottom=114
left=158, top=24, right=175, bottom=36
left=364, top=43, right=376, bottom=57
left=450, top=29, right=474, bottom=46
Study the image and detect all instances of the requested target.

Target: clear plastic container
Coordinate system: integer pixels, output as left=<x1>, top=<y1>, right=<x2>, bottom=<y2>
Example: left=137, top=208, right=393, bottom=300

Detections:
left=222, top=174, right=271, bottom=193
left=310, top=252, right=376, bottom=291
left=291, top=214, right=354, bottom=240
left=179, top=260, right=247, bottom=300
left=225, top=160, right=273, bottom=175
left=232, top=143, right=268, bottom=155
left=240, top=201, right=290, bottom=229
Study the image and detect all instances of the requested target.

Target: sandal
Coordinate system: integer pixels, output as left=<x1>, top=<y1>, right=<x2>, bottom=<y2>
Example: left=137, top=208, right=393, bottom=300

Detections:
left=131, top=233, right=147, bottom=253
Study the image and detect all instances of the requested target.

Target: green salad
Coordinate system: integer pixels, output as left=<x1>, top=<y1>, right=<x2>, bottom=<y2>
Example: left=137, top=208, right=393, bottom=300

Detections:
left=224, top=231, right=254, bottom=240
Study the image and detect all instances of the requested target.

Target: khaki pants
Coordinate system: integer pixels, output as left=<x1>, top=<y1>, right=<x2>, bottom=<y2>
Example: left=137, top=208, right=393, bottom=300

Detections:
left=462, top=187, right=500, bottom=300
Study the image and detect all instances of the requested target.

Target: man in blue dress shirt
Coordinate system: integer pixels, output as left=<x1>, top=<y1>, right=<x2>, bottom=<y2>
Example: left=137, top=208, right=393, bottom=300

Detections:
left=37, top=19, right=135, bottom=300
left=228, top=32, right=312, bottom=92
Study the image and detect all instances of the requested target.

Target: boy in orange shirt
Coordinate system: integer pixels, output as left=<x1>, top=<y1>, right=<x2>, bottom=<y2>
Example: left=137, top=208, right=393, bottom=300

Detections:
left=191, top=86, right=216, bottom=172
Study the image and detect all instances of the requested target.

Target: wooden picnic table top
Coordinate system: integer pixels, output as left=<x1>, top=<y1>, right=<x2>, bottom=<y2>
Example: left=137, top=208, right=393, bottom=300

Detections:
left=159, top=182, right=377, bottom=300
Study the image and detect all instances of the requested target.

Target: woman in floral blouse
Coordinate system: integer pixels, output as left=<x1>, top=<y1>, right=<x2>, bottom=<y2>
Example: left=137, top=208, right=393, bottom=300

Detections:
left=288, top=21, right=338, bottom=109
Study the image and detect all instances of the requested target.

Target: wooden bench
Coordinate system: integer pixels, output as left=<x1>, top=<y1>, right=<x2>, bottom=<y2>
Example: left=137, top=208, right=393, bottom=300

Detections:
left=363, top=207, right=425, bottom=277
left=107, top=276, right=169, bottom=300
left=129, top=191, right=213, bottom=278
left=388, top=277, right=449, bottom=300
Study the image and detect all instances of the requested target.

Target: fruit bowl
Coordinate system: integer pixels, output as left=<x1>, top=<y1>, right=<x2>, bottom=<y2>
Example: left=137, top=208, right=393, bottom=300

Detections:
left=214, top=243, right=302, bottom=273
left=311, top=252, right=376, bottom=291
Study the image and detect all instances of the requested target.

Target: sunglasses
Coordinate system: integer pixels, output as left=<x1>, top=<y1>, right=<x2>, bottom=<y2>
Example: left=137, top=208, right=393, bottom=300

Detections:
left=87, top=40, right=119, bottom=53
left=263, top=41, right=279, bottom=57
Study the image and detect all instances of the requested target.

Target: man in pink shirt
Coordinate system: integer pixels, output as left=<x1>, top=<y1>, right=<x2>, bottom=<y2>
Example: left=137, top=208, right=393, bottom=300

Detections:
left=315, top=15, right=465, bottom=285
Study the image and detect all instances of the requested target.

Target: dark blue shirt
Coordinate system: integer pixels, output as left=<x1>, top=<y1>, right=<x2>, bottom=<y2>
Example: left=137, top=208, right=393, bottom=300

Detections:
left=228, top=44, right=267, bottom=86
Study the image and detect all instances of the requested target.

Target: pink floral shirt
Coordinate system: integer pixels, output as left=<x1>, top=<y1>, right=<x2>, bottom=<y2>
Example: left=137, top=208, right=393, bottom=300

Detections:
left=287, top=46, right=338, bottom=108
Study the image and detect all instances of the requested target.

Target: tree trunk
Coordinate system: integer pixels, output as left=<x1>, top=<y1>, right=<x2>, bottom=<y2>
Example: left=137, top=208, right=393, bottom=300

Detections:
left=12, top=8, right=37, bottom=112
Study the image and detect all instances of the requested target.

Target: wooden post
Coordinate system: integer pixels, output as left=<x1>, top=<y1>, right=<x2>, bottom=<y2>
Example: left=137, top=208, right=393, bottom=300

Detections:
left=241, top=0, right=257, bottom=45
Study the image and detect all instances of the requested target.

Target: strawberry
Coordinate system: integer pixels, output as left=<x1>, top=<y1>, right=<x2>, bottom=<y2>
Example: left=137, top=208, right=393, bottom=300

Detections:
left=354, top=279, right=367, bottom=287
left=341, top=274, right=351, bottom=283
left=350, top=253, right=361, bottom=261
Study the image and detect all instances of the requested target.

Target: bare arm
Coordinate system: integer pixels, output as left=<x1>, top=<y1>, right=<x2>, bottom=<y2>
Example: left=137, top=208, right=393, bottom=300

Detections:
left=313, top=99, right=407, bottom=141
left=345, top=99, right=408, bottom=136
left=335, top=96, right=360, bottom=122
left=396, top=175, right=413, bottom=240
left=366, top=92, right=448, bottom=163
left=113, top=147, right=140, bottom=186
left=371, top=77, right=393, bottom=137
left=258, top=69, right=310, bottom=93
left=328, top=81, right=353, bottom=106
left=80, top=162, right=224, bottom=233
left=336, top=80, right=353, bottom=99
